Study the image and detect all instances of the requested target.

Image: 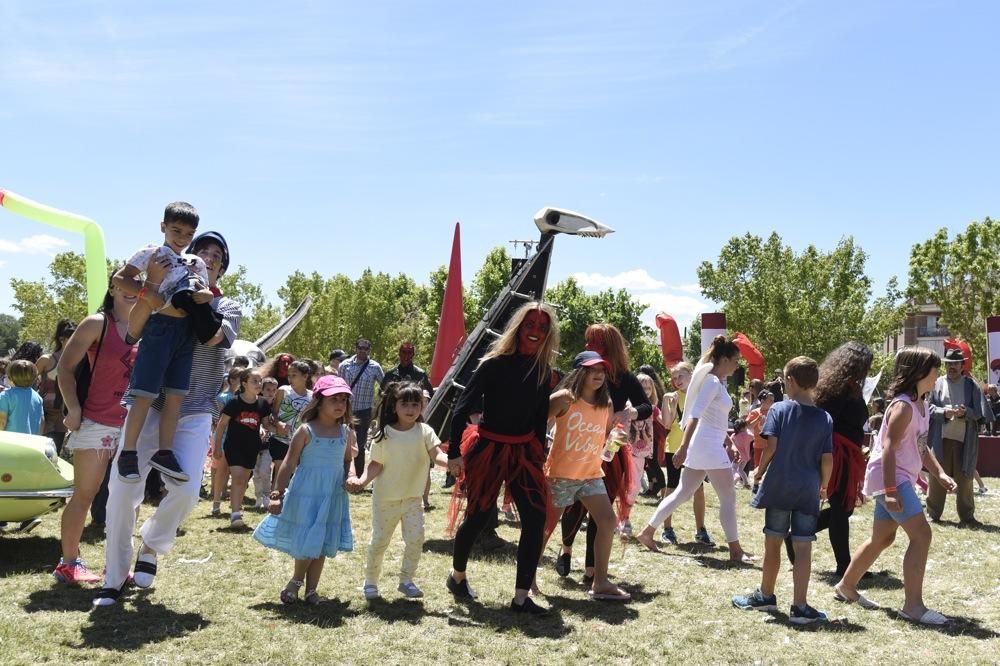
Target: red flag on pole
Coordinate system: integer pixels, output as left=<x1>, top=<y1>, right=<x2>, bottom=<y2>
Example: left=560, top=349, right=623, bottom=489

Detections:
left=430, top=223, right=467, bottom=387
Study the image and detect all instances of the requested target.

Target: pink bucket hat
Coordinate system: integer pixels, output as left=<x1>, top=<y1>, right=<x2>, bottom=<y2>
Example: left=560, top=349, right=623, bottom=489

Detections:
left=312, top=374, right=352, bottom=397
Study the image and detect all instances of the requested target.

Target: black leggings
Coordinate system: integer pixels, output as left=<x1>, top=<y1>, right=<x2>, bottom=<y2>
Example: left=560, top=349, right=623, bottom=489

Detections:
left=560, top=502, right=598, bottom=568
left=787, top=471, right=853, bottom=574
left=452, top=449, right=546, bottom=591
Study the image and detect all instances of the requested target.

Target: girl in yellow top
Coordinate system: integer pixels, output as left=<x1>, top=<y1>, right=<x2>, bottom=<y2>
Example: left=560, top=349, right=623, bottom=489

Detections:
left=543, top=351, right=631, bottom=601
left=660, top=362, right=711, bottom=546
left=348, top=382, right=449, bottom=601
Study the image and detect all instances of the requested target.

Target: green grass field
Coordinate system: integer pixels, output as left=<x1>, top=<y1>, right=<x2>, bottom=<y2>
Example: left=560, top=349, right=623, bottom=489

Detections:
left=1, top=472, right=997, bottom=665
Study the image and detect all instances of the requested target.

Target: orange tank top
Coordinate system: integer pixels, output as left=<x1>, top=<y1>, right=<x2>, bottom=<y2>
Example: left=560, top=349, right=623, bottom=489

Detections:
left=545, top=398, right=610, bottom=480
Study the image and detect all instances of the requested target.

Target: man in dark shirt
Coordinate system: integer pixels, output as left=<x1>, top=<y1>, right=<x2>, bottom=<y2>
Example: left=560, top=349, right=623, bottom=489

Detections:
left=381, top=342, right=433, bottom=396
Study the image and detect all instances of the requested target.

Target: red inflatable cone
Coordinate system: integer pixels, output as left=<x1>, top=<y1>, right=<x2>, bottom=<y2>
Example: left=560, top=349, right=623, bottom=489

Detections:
left=430, top=223, right=467, bottom=387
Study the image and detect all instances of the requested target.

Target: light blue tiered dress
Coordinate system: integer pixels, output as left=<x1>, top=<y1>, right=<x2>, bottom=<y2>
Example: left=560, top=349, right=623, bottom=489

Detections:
left=253, top=424, right=353, bottom=559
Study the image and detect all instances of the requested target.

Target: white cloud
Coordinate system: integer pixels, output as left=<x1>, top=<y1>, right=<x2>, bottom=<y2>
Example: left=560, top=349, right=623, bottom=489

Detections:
left=566, top=267, right=713, bottom=330
left=572, top=269, right=667, bottom=291
left=0, top=234, right=70, bottom=254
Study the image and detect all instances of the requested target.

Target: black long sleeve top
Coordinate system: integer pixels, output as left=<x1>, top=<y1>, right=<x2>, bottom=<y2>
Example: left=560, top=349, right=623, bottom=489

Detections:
left=817, top=391, right=868, bottom=447
left=448, top=354, right=551, bottom=457
left=610, top=371, right=653, bottom=420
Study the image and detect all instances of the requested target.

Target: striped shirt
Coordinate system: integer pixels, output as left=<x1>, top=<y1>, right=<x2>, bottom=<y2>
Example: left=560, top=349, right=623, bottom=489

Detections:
left=125, top=296, right=242, bottom=418
left=338, top=356, right=384, bottom=411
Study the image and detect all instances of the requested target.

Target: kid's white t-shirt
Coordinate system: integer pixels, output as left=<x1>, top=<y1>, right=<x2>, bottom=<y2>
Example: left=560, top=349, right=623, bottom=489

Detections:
left=370, top=423, right=441, bottom=501
left=128, top=244, right=209, bottom=299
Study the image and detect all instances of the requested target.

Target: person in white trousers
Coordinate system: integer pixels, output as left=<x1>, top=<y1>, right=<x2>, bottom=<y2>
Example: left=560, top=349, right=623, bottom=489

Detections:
left=94, top=232, right=241, bottom=607
left=636, top=335, right=754, bottom=564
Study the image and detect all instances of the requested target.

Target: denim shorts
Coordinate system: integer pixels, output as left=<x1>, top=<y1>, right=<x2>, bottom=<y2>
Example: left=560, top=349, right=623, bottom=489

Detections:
left=762, top=507, right=818, bottom=542
left=129, top=314, right=193, bottom=398
left=549, top=477, right=607, bottom=508
left=65, top=419, right=121, bottom=452
left=873, top=481, right=924, bottom=524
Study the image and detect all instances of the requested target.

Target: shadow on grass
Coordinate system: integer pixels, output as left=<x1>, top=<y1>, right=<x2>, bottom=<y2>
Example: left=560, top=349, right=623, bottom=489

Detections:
left=79, top=522, right=107, bottom=545
left=0, top=535, right=60, bottom=577
left=445, top=600, right=571, bottom=639
left=762, top=610, right=867, bottom=633
left=75, top=592, right=209, bottom=651
left=250, top=597, right=358, bottom=628
left=692, top=554, right=757, bottom=571
left=880, top=609, right=1000, bottom=640
left=817, top=569, right=903, bottom=591
left=362, top=597, right=452, bottom=624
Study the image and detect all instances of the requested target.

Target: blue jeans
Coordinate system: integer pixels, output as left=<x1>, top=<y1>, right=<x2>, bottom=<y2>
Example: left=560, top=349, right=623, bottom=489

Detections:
left=763, top=507, right=818, bottom=542
left=129, top=314, right=193, bottom=398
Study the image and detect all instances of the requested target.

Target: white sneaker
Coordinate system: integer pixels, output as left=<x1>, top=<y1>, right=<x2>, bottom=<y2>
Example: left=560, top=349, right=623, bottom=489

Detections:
left=363, top=583, right=380, bottom=600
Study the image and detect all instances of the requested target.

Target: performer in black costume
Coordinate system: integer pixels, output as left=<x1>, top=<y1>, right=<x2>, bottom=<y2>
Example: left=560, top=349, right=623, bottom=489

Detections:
left=446, top=302, right=559, bottom=615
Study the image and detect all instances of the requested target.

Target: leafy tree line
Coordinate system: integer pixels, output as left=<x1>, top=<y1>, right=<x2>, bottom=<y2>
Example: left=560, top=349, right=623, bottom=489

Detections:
left=6, top=249, right=660, bottom=374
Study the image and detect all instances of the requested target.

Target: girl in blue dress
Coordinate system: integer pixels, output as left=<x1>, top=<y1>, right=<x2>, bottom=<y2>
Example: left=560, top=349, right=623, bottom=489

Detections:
left=253, top=374, right=358, bottom=604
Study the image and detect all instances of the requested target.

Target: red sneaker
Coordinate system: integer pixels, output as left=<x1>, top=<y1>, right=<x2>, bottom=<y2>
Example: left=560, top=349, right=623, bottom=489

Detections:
left=53, top=559, right=102, bottom=585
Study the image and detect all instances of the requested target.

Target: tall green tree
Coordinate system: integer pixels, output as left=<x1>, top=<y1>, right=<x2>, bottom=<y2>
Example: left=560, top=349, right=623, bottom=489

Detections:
left=697, top=233, right=905, bottom=372
left=0, top=314, right=21, bottom=354
left=218, top=265, right=281, bottom=343
left=908, top=217, right=1000, bottom=377
left=10, top=252, right=118, bottom=346
left=545, top=277, right=659, bottom=372
left=468, top=246, right=512, bottom=324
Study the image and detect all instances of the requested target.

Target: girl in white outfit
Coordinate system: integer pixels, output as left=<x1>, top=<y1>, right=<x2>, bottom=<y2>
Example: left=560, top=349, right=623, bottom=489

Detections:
left=637, top=335, right=753, bottom=563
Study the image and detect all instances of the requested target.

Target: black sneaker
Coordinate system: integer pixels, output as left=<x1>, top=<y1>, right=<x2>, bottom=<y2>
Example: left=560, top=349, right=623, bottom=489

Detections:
left=117, top=451, right=141, bottom=483
left=555, top=553, right=571, bottom=577
left=510, top=596, right=549, bottom=615
left=732, top=588, right=778, bottom=612
left=149, top=450, right=190, bottom=483
left=442, top=474, right=456, bottom=489
left=789, top=603, right=828, bottom=625
left=694, top=528, right=716, bottom=547
left=446, top=575, right=478, bottom=600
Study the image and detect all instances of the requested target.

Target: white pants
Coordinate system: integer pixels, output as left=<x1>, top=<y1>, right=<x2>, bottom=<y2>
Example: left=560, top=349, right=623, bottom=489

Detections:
left=253, top=449, right=272, bottom=503
left=365, top=497, right=424, bottom=585
left=646, top=467, right=740, bottom=544
left=102, top=410, right=212, bottom=589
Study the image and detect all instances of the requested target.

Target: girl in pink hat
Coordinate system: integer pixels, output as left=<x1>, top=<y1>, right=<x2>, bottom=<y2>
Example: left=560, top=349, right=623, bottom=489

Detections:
left=253, top=374, right=359, bottom=605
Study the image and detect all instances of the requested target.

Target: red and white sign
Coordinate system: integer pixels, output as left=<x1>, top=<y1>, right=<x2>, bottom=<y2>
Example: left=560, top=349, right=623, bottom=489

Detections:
left=987, top=316, right=1000, bottom=384
left=701, top=312, right=727, bottom=357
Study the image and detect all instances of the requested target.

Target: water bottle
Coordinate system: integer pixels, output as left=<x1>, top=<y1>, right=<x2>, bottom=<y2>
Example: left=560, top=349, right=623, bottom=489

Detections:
left=602, top=424, right=627, bottom=462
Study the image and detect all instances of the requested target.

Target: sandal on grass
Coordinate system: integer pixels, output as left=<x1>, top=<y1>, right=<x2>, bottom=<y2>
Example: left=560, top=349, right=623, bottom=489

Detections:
left=280, top=579, right=303, bottom=604
left=898, top=607, right=948, bottom=625
left=304, top=589, right=322, bottom=606
left=833, top=583, right=880, bottom=610
left=589, top=585, right=631, bottom=601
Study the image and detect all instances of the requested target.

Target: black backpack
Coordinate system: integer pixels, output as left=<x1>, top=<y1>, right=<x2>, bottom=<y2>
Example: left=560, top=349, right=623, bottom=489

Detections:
left=61, top=314, right=108, bottom=413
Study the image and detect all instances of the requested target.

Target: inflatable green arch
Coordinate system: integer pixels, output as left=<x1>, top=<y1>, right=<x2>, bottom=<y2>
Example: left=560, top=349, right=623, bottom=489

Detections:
left=0, top=188, right=107, bottom=314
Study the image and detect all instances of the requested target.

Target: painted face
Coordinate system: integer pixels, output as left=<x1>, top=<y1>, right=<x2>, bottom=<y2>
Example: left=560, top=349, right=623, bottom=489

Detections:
left=585, top=337, right=606, bottom=357
left=399, top=346, right=414, bottom=365
left=518, top=309, right=550, bottom=355
left=277, top=356, right=292, bottom=376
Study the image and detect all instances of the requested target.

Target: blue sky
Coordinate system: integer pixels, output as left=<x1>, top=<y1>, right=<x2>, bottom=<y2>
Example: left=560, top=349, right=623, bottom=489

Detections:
left=1, top=1, right=998, bottom=332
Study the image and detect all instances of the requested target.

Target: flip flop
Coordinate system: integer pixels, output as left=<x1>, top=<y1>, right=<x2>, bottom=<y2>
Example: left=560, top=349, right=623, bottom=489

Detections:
left=589, top=588, right=632, bottom=601
left=898, top=608, right=949, bottom=625
left=833, top=584, right=880, bottom=610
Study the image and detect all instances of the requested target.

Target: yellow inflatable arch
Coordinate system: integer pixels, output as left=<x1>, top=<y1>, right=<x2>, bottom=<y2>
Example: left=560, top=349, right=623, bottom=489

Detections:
left=0, top=188, right=107, bottom=313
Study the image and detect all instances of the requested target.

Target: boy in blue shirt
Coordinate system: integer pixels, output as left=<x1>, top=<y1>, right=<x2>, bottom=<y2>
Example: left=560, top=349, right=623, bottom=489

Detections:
left=0, top=360, right=44, bottom=434
left=733, top=356, right=833, bottom=624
